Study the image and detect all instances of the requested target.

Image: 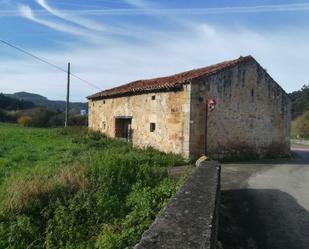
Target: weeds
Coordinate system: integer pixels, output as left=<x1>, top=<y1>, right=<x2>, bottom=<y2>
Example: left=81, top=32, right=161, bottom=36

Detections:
left=0, top=123, right=185, bottom=249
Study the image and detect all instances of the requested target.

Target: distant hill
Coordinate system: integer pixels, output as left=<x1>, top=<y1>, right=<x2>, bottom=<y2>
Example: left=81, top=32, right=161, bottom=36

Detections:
left=6, top=92, right=87, bottom=113
left=0, top=93, right=35, bottom=111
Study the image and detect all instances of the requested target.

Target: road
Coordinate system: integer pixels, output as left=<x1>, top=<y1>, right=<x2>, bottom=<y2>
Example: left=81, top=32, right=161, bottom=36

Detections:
left=219, top=145, right=309, bottom=249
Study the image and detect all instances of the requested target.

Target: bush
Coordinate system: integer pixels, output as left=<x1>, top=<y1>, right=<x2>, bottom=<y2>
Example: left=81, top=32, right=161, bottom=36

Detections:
left=292, top=111, right=309, bottom=139
left=0, top=109, right=16, bottom=122
left=44, top=113, right=87, bottom=127
left=69, top=115, right=88, bottom=126
left=48, top=113, right=64, bottom=127
left=95, top=179, right=181, bottom=249
left=17, top=116, right=32, bottom=126
left=15, top=107, right=56, bottom=127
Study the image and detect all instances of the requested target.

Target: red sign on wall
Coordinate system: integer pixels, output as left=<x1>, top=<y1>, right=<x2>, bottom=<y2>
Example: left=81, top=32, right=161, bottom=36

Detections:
left=207, top=98, right=216, bottom=112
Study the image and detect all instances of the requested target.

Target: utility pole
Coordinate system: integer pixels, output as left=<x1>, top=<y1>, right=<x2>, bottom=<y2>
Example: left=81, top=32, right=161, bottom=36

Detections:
left=65, top=62, right=70, bottom=127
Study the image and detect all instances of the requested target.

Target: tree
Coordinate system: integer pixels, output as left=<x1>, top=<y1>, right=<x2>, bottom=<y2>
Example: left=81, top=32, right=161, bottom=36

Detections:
left=292, top=111, right=309, bottom=139
left=289, top=84, right=309, bottom=118
left=0, top=93, right=35, bottom=111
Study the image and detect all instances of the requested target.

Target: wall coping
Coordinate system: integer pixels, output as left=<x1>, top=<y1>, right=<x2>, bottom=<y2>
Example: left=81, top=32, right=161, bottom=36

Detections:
left=134, top=161, right=221, bottom=249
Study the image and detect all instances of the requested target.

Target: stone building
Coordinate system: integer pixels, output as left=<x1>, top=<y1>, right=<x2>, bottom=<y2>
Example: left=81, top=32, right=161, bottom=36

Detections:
left=88, top=56, right=291, bottom=159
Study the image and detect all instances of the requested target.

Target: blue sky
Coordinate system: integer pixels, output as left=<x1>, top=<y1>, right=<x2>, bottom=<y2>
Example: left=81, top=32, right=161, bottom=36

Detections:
left=0, top=0, right=309, bottom=101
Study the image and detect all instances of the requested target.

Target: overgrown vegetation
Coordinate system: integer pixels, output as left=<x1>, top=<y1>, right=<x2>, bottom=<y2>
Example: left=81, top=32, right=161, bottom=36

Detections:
left=289, top=84, right=309, bottom=139
left=0, top=123, right=186, bottom=249
left=291, top=111, right=309, bottom=139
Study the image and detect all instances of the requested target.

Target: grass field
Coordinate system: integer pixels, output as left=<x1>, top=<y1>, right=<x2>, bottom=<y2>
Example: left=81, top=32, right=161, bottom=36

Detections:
left=0, top=123, right=186, bottom=249
left=0, top=124, right=87, bottom=188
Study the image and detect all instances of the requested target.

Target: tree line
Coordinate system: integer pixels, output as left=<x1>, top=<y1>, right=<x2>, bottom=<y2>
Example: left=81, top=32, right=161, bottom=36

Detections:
left=0, top=93, right=35, bottom=111
left=0, top=93, right=87, bottom=127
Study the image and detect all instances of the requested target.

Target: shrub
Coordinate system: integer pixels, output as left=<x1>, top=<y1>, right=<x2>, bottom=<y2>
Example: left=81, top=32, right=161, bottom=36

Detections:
left=69, top=114, right=88, bottom=126
left=95, top=225, right=123, bottom=249
left=48, top=113, right=64, bottom=127
left=0, top=109, right=16, bottom=122
left=0, top=215, right=40, bottom=249
left=17, top=116, right=32, bottom=126
left=95, top=179, right=182, bottom=249
left=47, top=113, right=88, bottom=127
left=15, top=107, right=56, bottom=127
left=292, top=111, right=309, bottom=139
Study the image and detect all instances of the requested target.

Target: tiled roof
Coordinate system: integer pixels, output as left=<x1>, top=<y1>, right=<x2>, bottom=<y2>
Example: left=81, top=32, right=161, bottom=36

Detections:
left=88, top=55, right=253, bottom=100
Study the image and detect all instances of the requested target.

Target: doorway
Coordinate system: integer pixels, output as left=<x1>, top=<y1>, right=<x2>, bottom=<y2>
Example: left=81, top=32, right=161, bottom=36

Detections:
left=115, top=117, right=132, bottom=142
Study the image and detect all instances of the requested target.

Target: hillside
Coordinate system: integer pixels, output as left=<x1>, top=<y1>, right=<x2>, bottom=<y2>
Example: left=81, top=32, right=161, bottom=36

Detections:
left=0, top=93, right=35, bottom=110
left=7, top=92, right=87, bottom=113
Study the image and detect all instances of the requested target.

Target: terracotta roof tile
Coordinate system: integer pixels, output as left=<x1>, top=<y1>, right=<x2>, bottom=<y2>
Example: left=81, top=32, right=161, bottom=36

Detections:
left=88, top=55, right=253, bottom=100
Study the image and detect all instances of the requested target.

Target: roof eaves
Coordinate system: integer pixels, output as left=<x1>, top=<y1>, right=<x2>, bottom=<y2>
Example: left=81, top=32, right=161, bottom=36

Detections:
left=88, top=82, right=185, bottom=100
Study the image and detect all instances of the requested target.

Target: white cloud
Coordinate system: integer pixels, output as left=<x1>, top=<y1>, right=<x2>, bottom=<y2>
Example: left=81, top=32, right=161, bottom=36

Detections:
left=1, top=1, right=309, bottom=101
left=1, top=21, right=309, bottom=101
left=122, top=0, right=153, bottom=7
left=18, top=5, right=110, bottom=45
left=18, top=4, right=154, bottom=45
left=36, top=0, right=106, bottom=31
left=2, top=3, right=309, bottom=17
left=19, top=5, right=88, bottom=37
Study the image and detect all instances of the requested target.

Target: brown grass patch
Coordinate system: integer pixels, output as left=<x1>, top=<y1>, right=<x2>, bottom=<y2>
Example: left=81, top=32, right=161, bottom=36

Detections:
left=2, top=165, right=90, bottom=213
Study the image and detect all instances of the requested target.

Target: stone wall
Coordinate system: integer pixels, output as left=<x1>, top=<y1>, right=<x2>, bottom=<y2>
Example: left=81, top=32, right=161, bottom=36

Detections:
left=88, top=85, right=191, bottom=157
left=189, top=59, right=291, bottom=159
left=134, top=161, right=221, bottom=249
left=88, top=58, right=291, bottom=160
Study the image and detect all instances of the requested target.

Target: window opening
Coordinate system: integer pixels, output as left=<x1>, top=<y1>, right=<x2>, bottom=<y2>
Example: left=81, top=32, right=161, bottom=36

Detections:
left=150, top=123, right=156, bottom=132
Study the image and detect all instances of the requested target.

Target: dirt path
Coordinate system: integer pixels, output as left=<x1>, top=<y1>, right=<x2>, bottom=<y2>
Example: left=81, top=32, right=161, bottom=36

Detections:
left=219, top=146, right=309, bottom=249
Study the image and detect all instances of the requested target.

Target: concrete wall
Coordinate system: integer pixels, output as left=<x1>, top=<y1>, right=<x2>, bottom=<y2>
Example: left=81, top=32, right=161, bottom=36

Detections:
left=189, top=59, right=291, bottom=159
left=88, top=85, right=191, bottom=157
left=134, top=161, right=221, bottom=249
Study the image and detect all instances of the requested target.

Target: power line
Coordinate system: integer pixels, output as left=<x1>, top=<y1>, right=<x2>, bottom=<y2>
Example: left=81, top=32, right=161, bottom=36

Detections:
left=0, top=39, right=102, bottom=91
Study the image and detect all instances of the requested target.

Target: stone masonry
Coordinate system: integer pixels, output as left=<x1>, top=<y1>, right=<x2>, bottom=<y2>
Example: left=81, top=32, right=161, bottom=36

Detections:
left=88, top=56, right=291, bottom=159
left=88, top=85, right=191, bottom=157
left=134, top=161, right=221, bottom=249
left=189, top=58, right=291, bottom=158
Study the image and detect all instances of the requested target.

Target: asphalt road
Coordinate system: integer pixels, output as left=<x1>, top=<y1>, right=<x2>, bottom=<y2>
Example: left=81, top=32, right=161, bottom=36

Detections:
left=219, top=145, right=309, bottom=249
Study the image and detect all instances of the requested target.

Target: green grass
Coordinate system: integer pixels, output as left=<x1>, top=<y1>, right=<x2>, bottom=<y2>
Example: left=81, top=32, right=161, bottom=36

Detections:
left=0, top=123, right=186, bottom=249
left=0, top=124, right=81, bottom=185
